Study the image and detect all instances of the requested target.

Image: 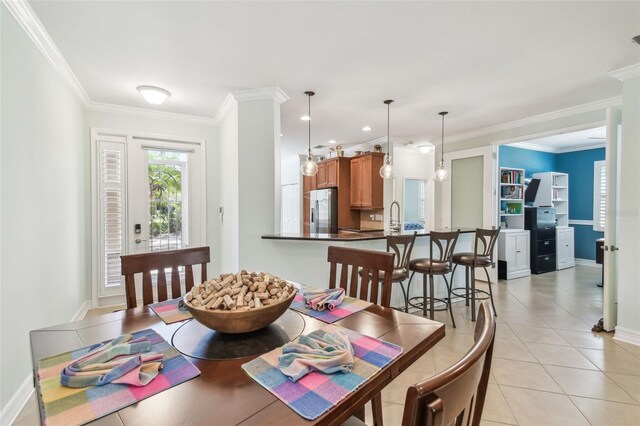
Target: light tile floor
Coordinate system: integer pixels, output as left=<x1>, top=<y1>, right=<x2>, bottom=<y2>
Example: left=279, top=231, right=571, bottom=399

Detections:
left=14, top=266, right=640, bottom=426
left=364, top=265, right=640, bottom=426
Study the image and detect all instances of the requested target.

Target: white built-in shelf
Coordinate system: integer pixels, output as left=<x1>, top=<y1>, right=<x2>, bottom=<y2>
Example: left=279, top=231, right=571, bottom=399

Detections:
left=552, top=185, right=567, bottom=189
left=499, top=167, right=525, bottom=230
left=533, top=172, right=569, bottom=227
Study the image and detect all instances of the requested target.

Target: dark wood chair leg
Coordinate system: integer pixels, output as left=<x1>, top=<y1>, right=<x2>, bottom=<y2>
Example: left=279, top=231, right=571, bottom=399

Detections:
left=354, top=405, right=366, bottom=421
left=372, top=392, right=383, bottom=426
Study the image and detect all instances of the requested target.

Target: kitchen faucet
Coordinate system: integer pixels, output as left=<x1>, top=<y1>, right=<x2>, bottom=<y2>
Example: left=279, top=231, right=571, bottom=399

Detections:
left=389, top=201, right=401, bottom=232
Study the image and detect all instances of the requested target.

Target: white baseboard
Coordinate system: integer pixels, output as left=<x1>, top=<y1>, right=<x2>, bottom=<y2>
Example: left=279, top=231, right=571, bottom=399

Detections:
left=613, top=326, right=640, bottom=347
left=575, top=258, right=599, bottom=268
left=0, top=374, right=34, bottom=426
left=0, top=299, right=92, bottom=425
left=71, top=299, right=93, bottom=321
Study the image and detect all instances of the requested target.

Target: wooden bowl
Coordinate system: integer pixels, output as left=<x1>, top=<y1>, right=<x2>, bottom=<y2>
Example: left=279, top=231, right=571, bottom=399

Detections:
left=183, top=289, right=297, bottom=334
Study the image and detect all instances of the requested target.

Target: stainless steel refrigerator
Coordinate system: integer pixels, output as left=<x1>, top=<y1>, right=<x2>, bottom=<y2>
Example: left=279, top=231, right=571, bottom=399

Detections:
left=310, top=189, right=338, bottom=233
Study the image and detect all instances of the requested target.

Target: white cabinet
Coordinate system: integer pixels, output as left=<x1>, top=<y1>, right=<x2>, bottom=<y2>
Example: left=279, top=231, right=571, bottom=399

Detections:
left=498, top=230, right=531, bottom=280
left=533, top=172, right=569, bottom=227
left=556, top=227, right=575, bottom=270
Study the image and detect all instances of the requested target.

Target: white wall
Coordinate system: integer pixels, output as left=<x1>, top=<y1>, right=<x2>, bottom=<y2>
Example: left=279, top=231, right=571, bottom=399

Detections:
left=0, top=4, right=88, bottom=413
left=84, top=110, right=221, bottom=277
left=615, top=75, right=640, bottom=345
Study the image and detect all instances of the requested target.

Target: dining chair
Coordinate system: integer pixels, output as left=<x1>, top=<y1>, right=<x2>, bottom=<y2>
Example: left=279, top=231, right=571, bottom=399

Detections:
left=344, top=302, right=496, bottom=426
left=327, top=245, right=395, bottom=426
left=401, top=302, right=496, bottom=426
left=450, top=228, right=500, bottom=321
left=328, top=245, right=396, bottom=308
left=121, top=246, right=210, bottom=309
left=358, top=232, right=417, bottom=312
left=407, top=230, right=460, bottom=327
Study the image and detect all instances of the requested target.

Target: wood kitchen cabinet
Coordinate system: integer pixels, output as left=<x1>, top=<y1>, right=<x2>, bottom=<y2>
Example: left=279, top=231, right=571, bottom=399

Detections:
left=350, top=153, right=384, bottom=209
left=302, top=158, right=357, bottom=232
left=316, top=159, right=338, bottom=188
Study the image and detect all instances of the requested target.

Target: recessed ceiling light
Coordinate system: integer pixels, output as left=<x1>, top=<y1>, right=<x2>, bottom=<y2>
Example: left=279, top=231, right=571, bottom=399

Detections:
left=362, top=126, right=372, bottom=132
left=418, top=145, right=434, bottom=153
left=300, top=115, right=311, bottom=121
left=137, top=85, right=171, bottom=105
left=280, top=133, right=284, bottom=137
left=328, top=139, right=337, bottom=144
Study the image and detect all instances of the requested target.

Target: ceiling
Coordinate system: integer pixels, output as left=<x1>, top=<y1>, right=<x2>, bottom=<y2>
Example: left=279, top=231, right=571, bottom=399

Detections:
left=510, top=126, right=607, bottom=153
left=29, top=1, right=640, bottom=156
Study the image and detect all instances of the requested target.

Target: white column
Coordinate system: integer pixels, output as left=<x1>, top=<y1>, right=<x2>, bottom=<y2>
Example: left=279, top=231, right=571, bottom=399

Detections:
left=217, top=87, right=288, bottom=272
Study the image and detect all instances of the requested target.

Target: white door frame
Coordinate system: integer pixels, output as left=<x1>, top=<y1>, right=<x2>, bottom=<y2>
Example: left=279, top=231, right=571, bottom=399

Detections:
left=90, top=128, right=207, bottom=307
left=441, top=145, right=498, bottom=230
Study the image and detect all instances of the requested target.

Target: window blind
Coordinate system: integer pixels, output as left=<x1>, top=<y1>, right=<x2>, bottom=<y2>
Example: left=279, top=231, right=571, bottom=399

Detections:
left=593, top=161, right=606, bottom=232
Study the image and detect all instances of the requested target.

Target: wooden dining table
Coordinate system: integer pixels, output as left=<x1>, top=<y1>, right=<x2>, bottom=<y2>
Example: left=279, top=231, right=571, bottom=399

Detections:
left=30, top=303, right=445, bottom=426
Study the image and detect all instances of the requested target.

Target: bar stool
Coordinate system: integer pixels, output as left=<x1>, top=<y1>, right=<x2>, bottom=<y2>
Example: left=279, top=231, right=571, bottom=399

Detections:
left=407, top=230, right=460, bottom=327
left=359, top=232, right=417, bottom=312
left=450, top=228, right=500, bottom=322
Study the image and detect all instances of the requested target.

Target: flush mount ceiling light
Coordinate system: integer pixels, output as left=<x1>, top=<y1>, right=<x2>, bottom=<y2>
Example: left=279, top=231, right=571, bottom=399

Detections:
left=362, top=126, right=372, bottom=132
left=136, top=85, right=171, bottom=105
left=379, top=100, right=394, bottom=179
left=300, top=115, right=311, bottom=121
left=434, top=111, right=450, bottom=182
left=418, top=144, right=433, bottom=153
left=300, top=91, right=318, bottom=177
left=328, top=139, right=337, bottom=144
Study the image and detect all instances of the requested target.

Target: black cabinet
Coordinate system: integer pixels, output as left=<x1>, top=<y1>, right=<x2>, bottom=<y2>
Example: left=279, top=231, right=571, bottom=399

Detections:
left=525, top=207, right=557, bottom=274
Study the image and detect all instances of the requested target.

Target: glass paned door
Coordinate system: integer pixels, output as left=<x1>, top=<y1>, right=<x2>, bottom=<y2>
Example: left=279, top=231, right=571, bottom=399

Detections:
left=147, top=150, right=188, bottom=252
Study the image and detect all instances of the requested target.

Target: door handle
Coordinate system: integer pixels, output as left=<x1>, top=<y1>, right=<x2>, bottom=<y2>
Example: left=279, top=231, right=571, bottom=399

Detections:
left=611, top=245, right=619, bottom=252
left=135, top=238, right=148, bottom=244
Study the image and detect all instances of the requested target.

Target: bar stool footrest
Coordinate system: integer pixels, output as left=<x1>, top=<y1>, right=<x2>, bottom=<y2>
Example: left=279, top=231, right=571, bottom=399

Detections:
left=408, top=296, right=451, bottom=312
left=450, top=287, right=491, bottom=301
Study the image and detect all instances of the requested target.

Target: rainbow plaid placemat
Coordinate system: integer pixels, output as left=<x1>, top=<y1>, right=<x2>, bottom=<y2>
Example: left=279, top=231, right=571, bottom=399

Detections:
left=241, top=324, right=402, bottom=420
left=149, top=297, right=192, bottom=324
left=36, top=328, right=200, bottom=426
left=290, top=290, right=372, bottom=324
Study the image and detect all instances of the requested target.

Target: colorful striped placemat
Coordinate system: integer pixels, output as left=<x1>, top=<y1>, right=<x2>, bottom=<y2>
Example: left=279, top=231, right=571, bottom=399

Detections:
left=241, top=324, right=402, bottom=421
left=149, top=297, right=192, bottom=324
left=36, top=328, right=200, bottom=426
left=290, top=290, right=372, bottom=323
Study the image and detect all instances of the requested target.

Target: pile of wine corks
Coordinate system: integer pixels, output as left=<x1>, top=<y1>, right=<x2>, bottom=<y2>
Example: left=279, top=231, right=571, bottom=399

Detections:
left=184, top=271, right=296, bottom=311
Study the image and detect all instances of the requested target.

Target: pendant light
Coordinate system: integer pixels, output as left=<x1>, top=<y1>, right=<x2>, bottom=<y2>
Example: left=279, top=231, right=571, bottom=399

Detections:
left=434, top=111, right=450, bottom=182
left=379, top=99, right=394, bottom=179
left=300, top=91, right=318, bottom=177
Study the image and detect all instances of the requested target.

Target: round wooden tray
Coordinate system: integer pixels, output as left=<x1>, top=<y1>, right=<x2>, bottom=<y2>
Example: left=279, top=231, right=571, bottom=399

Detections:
left=171, top=309, right=305, bottom=360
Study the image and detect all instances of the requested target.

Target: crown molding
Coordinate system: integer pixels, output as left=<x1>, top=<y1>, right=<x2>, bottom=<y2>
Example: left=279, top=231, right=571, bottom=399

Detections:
left=446, top=96, right=622, bottom=144
left=86, top=102, right=217, bottom=126
left=509, top=140, right=606, bottom=154
left=3, top=0, right=91, bottom=105
left=230, top=87, right=290, bottom=104
left=609, top=63, right=640, bottom=81
left=213, top=92, right=238, bottom=123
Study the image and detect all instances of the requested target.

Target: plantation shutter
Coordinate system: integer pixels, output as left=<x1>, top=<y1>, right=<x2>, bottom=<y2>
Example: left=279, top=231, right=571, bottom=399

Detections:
left=593, top=161, right=606, bottom=232
left=98, top=140, right=127, bottom=296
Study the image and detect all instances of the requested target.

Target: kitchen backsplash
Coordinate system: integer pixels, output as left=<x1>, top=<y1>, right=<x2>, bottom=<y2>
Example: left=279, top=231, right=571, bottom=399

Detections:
left=359, top=209, right=384, bottom=230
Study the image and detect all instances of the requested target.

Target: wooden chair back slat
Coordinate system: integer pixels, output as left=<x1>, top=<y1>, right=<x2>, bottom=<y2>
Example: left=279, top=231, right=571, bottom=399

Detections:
left=327, top=246, right=395, bottom=307
left=157, top=269, right=168, bottom=302
left=171, top=266, right=181, bottom=299
left=121, top=246, right=210, bottom=309
left=402, top=302, right=496, bottom=426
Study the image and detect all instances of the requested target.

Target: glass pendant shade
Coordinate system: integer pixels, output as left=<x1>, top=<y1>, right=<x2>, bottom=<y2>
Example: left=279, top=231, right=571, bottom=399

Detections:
left=379, top=99, right=395, bottom=179
left=301, top=154, right=318, bottom=177
left=379, top=155, right=394, bottom=179
left=434, top=160, right=449, bottom=182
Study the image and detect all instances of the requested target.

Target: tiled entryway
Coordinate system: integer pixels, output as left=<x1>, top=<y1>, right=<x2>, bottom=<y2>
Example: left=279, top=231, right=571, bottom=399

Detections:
left=13, top=266, right=640, bottom=425
left=367, top=265, right=640, bottom=425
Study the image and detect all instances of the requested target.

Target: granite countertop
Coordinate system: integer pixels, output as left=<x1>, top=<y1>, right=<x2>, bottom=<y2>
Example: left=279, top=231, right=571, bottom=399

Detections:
left=262, top=228, right=476, bottom=242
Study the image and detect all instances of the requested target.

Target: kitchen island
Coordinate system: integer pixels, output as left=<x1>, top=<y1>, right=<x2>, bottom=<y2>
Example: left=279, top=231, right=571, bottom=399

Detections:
left=261, top=228, right=480, bottom=309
